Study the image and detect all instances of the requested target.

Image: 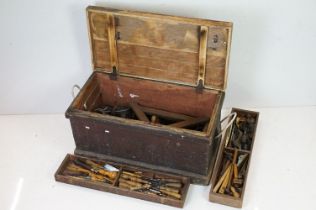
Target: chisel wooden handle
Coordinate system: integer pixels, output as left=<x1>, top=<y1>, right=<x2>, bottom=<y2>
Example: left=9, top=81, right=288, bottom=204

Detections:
left=121, top=174, right=149, bottom=184
left=160, top=186, right=179, bottom=193
left=84, top=160, right=117, bottom=179
left=119, top=178, right=143, bottom=188
left=96, top=169, right=117, bottom=179
left=160, top=189, right=181, bottom=200
left=164, top=182, right=182, bottom=188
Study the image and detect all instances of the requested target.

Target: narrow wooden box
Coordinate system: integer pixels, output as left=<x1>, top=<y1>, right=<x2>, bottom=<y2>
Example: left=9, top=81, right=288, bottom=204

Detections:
left=209, top=108, right=259, bottom=208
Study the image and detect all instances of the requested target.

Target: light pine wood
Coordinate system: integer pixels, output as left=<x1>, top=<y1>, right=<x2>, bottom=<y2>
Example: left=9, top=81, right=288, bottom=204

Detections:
left=106, top=14, right=118, bottom=69
left=86, top=6, right=232, bottom=91
left=197, top=26, right=209, bottom=87
left=130, top=102, right=150, bottom=122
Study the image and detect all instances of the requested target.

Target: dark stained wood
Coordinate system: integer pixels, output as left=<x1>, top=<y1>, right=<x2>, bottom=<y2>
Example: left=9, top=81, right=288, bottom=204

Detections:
left=66, top=70, right=225, bottom=184
left=69, top=115, right=212, bottom=175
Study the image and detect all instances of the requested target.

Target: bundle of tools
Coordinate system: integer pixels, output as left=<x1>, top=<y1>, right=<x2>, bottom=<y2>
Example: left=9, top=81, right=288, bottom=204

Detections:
left=63, top=158, right=118, bottom=184
left=228, top=114, right=256, bottom=151
left=212, top=149, right=248, bottom=198
left=118, top=170, right=183, bottom=200
left=93, top=102, right=210, bottom=132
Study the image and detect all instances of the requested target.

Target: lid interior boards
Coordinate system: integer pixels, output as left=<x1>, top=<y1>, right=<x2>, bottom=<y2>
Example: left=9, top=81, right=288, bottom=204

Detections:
left=87, top=6, right=232, bottom=91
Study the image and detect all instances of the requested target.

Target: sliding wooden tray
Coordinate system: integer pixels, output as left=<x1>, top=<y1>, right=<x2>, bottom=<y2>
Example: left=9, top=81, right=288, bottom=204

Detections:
left=55, top=154, right=190, bottom=208
left=65, top=6, right=233, bottom=185
left=209, top=108, right=259, bottom=208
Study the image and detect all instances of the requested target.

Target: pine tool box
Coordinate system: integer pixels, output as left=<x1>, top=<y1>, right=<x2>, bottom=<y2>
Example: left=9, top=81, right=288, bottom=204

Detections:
left=55, top=6, right=236, bottom=208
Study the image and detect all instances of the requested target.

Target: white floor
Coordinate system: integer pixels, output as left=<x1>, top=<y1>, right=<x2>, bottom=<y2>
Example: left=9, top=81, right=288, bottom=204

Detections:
left=0, top=107, right=315, bottom=210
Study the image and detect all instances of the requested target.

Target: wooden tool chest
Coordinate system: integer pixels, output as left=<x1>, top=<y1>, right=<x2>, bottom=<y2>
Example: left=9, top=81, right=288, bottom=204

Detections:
left=55, top=5, right=235, bottom=208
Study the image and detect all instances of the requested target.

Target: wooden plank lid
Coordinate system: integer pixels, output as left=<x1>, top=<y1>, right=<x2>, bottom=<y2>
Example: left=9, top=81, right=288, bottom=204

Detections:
left=87, top=6, right=233, bottom=91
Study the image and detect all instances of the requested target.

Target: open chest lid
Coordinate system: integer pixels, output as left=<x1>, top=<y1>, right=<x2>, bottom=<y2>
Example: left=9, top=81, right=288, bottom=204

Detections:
left=86, top=6, right=232, bottom=91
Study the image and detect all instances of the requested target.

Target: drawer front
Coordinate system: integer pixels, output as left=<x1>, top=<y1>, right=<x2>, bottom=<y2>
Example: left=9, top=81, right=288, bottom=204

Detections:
left=69, top=116, right=214, bottom=175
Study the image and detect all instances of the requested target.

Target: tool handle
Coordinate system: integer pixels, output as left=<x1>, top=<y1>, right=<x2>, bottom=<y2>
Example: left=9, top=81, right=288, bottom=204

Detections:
left=97, top=169, right=117, bottom=179
left=160, top=189, right=181, bottom=199
left=121, top=174, right=148, bottom=184
left=164, top=182, right=182, bottom=188
left=160, top=186, right=179, bottom=193
left=119, top=178, right=142, bottom=188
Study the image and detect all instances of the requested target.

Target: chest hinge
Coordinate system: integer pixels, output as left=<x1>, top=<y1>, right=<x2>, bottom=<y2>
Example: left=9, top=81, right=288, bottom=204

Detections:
left=109, top=66, right=118, bottom=80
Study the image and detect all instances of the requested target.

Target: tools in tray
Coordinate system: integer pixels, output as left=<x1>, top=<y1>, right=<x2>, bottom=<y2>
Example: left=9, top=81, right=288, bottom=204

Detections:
left=93, top=102, right=210, bottom=132
left=63, top=157, right=119, bottom=184
left=119, top=170, right=183, bottom=200
left=61, top=156, right=185, bottom=201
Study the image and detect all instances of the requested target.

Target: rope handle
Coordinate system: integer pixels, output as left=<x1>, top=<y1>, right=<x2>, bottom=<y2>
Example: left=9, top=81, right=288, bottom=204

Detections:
left=71, top=84, right=87, bottom=110
left=72, top=84, right=81, bottom=99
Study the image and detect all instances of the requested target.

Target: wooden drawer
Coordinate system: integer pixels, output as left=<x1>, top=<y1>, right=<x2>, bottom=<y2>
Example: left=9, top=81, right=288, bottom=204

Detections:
left=55, top=154, right=190, bottom=208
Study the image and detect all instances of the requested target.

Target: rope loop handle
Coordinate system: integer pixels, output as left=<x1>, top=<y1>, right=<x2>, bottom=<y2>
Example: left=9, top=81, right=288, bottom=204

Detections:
left=72, top=84, right=81, bottom=99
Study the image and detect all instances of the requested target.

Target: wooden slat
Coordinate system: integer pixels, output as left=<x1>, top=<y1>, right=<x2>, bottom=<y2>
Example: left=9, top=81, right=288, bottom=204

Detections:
left=204, top=56, right=226, bottom=89
left=169, top=117, right=209, bottom=128
left=87, top=7, right=233, bottom=91
left=96, top=73, right=218, bottom=117
left=89, top=13, right=109, bottom=40
left=87, top=6, right=233, bottom=27
left=116, top=15, right=199, bottom=53
left=197, top=26, right=209, bottom=87
left=106, top=14, right=118, bottom=69
left=117, top=43, right=198, bottom=84
left=93, top=40, right=111, bottom=69
left=130, top=102, right=150, bottom=122
left=139, top=105, right=194, bottom=121
left=204, top=26, right=230, bottom=90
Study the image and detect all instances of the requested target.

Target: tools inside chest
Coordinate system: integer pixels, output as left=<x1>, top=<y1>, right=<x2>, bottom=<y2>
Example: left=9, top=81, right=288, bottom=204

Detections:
left=75, top=72, right=218, bottom=134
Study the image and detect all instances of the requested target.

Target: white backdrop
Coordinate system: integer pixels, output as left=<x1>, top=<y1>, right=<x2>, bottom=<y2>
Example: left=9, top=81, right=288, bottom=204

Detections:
left=1, top=0, right=315, bottom=114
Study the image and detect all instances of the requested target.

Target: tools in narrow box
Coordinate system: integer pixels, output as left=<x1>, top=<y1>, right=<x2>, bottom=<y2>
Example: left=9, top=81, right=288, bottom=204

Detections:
left=228, top=114, right=256, bottom=151
left=118, top=170, right=183, bottom=200
left=213, top=149, right=249, bottom=198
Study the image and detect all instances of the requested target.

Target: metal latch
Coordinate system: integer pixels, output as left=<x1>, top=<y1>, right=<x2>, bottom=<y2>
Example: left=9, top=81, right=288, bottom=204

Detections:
left=109, top=66, right=118, bottom=80
left=196, top=79, right=204, bottom=93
